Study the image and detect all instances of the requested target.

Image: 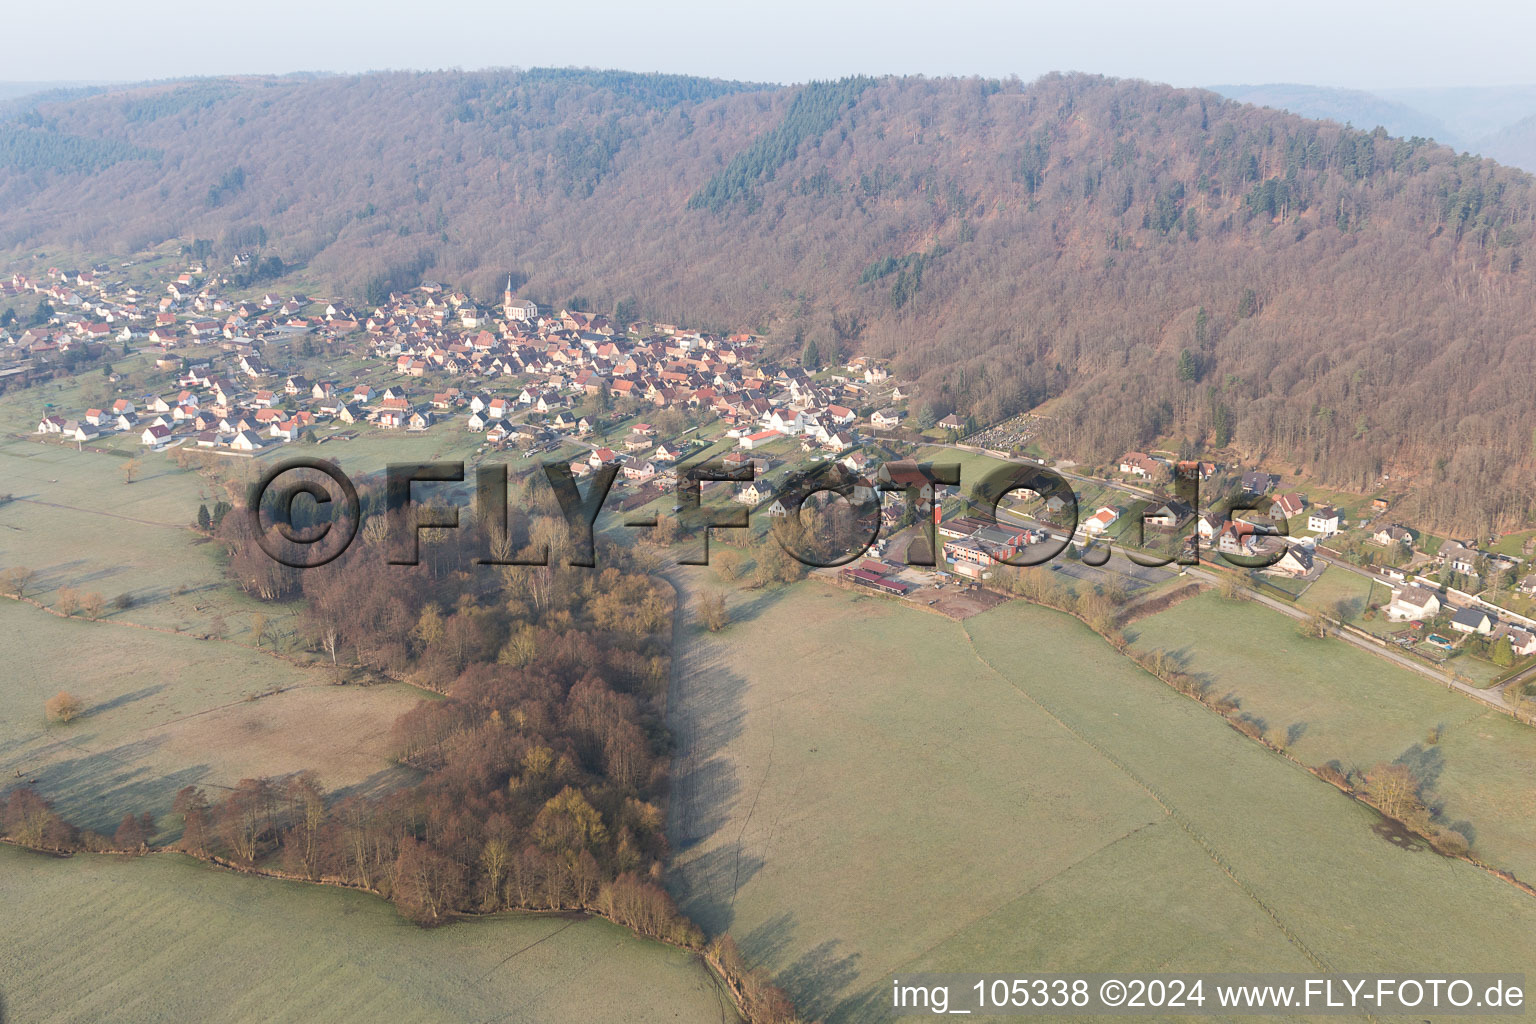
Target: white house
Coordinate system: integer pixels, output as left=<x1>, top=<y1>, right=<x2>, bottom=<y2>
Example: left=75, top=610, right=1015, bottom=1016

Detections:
left=1084, top=506, right=1120, bottom=537
left=1507, top=627, right=1536, bottom=657
left=1450, top=607, right=1493, bottom=635
left=1307, top=505, right=1342, bottom=536
left=1387, top=585, right=1441, bottom=622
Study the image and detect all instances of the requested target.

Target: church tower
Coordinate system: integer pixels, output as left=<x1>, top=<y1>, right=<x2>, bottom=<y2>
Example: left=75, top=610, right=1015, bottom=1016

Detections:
left=502, top=274, right=514, bottom=319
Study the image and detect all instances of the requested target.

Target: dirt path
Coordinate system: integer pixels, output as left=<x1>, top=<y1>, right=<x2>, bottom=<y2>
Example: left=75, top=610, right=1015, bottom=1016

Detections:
left=11, top=495, right=186, bottom=529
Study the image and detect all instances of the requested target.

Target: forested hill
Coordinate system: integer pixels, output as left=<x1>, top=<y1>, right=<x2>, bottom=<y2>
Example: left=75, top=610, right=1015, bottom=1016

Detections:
left=5, top=68, right=1536, bottom=529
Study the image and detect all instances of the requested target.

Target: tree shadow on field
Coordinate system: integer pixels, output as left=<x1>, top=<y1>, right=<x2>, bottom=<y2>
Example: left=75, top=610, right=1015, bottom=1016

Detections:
left=664, top=577, right=763, bottom=935
left=79, top=685, right=165, bottom=720
left=56, top=564, right=128, bottom=590
left=737, top=914, right=864, bottom=1024
left=6, top=735, right=210, bottom=835
left=1394, top=743, right=1445, bottom=791
left=330, top=764, right=422, bottom=804
left=721, top=587, right=787, bottom=628
left=776, top=938, right=863, bottom=1023
left=667, top=830, right=763, bottom=935
left=31, top=559, right=90, bottom=592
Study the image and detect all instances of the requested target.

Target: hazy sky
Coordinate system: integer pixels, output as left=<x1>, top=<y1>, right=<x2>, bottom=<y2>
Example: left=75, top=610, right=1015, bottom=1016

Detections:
left=8, top=0, right=1535, bottom=89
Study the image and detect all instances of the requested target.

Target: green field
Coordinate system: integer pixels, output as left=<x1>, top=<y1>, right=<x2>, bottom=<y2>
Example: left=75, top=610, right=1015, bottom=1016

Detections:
left=668, top=579, right=1536, bottom=1022
left=1295, top=564, right=1386, bottom=619
left=1127, top=590, right=1536, bottom=883
left=0, top=845, right=737, bottom=1024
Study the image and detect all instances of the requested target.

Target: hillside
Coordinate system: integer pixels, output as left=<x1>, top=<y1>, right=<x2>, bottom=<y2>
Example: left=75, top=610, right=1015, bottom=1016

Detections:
left=4, top=69, right=1536, bottom=530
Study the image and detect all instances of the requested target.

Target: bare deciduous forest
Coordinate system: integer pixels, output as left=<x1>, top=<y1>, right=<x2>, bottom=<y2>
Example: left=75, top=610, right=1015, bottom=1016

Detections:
left=5, top=68, right=1536, bottom=528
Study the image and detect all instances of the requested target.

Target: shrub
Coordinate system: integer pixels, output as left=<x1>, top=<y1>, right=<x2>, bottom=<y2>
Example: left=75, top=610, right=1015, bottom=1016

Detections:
left=45, top=691, right=84, bottom=723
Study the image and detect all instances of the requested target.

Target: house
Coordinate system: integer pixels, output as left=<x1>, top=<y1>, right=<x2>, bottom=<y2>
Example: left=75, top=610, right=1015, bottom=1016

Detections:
left=623, top=461, right=657, bottom=483
left=822, top=429, right=856, bottom=452
left=230, top=429, right=264, bottom=452
left=765, top=497, right=791, bottom=518
left=1371, top=524, right=1415, bottom=548
left=1269, top=492, right=1306, bottom=521
left=1387, top=585, right=1441, bottom=622
left=1450, top=607, right=1493, bottom=635
left=1270, top=544, right=1315, bottom=578
left=1084, top=506, right=1120, bottom=537
left=1438, top=541, right=1479, bottom=576
left=1241, top=470, right=1277, bottom=495
left=870, top=408, right=903, bottom=430
left=1118, top=452, right=1164, bottom=479
left=735, top=481, right=769, bottom=505
left=140, top=424, right=172, bottom=446
left=1306, top=505, right=1342, bottom=537
left=937, top=413, right=965, bottom=432
left=35, top=416, right=65, bottom=434
left=466, top=412, right=488, bottom=433
left=1506, top=627, right=1536, bottom=657
left=1143, top=499, right=1193, bottom=530
left=1216, top=520, right=1261, bottom=558
left=879, top=460, right=940, bottom=506
left=768, top=408, right=803, bottom=435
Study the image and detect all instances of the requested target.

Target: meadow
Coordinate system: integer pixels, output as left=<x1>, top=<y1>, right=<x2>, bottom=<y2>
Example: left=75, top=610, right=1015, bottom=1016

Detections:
left=1127, top=590, right=1536, bottom=884
left=667, top=577, right=1536, bottom=1022
left=0, top=596, right=422, bottom=835
left=0, top=845, right=737, bottom=1024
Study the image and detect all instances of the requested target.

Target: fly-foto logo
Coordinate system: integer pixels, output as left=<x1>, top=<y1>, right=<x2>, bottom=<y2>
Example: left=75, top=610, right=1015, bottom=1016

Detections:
left=248, top=456, right=1289, bottom=571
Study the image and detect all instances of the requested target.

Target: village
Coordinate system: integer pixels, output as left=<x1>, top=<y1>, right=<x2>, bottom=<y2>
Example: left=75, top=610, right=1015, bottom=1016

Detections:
left=5, top=253, right=1536, bottom=692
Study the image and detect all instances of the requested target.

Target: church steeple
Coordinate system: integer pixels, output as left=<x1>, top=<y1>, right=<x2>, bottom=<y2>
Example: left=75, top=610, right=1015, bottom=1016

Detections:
left=502, top=274, right=514, bottom=318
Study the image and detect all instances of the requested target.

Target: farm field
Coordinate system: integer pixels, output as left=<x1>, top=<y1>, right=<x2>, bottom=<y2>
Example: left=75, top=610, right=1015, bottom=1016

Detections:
left=668, top=578, right=1536, bottom=1022
left=1126, top=590, right=1536, bottom=884
left=0, top=845, right=737, bottom=1024
left=0, top=597, right=421, bottom=834
left=0, top=437, right=248, bottom=634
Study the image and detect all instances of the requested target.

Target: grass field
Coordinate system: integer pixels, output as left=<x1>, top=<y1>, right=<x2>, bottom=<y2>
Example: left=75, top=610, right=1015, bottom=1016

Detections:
left=1127, top=590, right=1536, bottom=883
left=0, top=845, right=737, bottom=1024
left=667, top=579, right=1536, bottom=1022
left=1295, top=564, right=1386, bottom=618
left=0, top=597, right=422, bottom=835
